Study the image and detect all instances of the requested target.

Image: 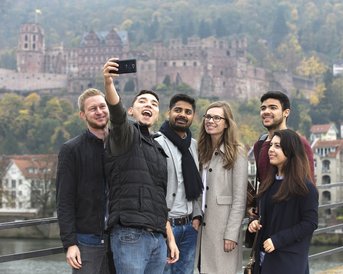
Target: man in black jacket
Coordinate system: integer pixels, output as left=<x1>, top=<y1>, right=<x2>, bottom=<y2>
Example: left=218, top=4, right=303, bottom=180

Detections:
left=103, top=58, right=179, bottom=274
left=56, top=88, right=114, bottom=274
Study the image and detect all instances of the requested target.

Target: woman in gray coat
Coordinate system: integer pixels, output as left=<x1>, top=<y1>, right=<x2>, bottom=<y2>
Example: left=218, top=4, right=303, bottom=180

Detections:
left=197, top=101, right=248, bottom=274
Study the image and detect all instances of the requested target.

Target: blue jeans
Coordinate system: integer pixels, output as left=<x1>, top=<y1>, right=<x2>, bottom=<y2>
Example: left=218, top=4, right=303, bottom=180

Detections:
left=110, top=225, right=167, bottom=274
left=164, top=222, right=198, bottom=274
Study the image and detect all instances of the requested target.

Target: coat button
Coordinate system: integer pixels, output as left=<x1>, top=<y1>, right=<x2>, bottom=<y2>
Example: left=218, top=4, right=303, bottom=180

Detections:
left=206, top=186, right=209, bottom=190
left=205, top=204, right=207, bottom=208
left=209, top=168, right=212, bottom=172
left=203, top=222, right=206, bottom=226
left=215, top=152, right=219, bottom=155
left=172, top=193, right=176, bottom=197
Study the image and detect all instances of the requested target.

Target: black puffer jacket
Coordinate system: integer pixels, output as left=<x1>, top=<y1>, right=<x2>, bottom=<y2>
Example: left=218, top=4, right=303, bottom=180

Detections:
left=105, top=101, right=169, bottom=235
left=105, top=123, right=168, bottom=235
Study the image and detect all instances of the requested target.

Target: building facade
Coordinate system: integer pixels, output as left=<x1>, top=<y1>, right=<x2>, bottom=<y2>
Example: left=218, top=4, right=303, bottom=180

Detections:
left=0, top=155, right=57, bottom=217
left=311, top=124, right=343, bottom=223
left=6, top=22, right=315, bottom=99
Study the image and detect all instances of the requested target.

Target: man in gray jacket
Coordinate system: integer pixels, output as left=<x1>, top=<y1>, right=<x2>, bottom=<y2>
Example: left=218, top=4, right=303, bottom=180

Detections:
left=155, top=94, right=203, bottom=274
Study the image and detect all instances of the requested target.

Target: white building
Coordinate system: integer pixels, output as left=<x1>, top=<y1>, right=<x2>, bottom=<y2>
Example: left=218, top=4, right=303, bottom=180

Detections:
left=310, top=123, right=338, bottom=143
left=0, top=155, right=57, bottom=216
left=311, top=124, right=343, bottom=221
left=333, top=62, right=343, bottom=76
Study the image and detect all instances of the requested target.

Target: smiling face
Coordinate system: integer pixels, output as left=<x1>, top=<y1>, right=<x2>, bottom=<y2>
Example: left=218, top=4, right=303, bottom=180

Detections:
left=268, top=135, right=287, bottom=173
left=260, top=98, right=289, bottom=131
left=80, top=95, right=109, bottom=130
left=169, top=100, right=194, bottom=134
left=204, top=107, right=227, bottom=139
left=128, top=93, right=159, bottom=127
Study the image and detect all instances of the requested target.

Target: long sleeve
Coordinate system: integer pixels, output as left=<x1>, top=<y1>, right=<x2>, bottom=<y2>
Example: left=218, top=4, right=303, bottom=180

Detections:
left=56, top=144, right=77, bottom=249
left=107, top=100, right=134, bottom=156
left=224, top=151, right=248, bottom=242
left=271, top=183, right=318, bottom=249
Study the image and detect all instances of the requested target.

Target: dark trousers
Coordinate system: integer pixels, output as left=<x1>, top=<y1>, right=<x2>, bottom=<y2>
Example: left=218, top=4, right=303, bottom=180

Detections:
left=72, top=234, right=116, bottom=274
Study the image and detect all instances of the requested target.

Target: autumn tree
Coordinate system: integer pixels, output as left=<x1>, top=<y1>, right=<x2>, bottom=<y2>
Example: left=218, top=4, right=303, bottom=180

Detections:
left=296, top=56, right=327, bottom=77
left=29, top=154, right=58, bottom=217
left=0, top=92, right=81, bottom=154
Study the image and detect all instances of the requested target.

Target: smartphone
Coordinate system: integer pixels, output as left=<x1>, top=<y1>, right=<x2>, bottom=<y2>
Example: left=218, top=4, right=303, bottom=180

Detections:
left=110, top=59, right=137, bottom=74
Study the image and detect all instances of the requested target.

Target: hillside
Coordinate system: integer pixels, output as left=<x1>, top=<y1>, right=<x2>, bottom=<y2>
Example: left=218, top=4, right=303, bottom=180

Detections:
left=1, top=0, right=343, bottom=73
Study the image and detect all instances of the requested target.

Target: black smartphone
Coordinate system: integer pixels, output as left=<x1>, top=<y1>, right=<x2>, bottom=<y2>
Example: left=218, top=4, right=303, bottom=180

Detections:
left=110, top=59, right=137, bottom=74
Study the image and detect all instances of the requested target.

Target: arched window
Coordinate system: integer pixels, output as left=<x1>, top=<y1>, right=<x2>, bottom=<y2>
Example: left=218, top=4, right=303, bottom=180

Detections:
left=322, top=191, right=331, bottom=204
left=322, top=175, right=331, bottom=185
left=322, top=160, right=330, bottom=173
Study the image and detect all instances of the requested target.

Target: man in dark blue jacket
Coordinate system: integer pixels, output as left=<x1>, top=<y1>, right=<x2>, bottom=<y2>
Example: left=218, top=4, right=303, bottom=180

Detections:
left=56, top=88, right=114, bottom=274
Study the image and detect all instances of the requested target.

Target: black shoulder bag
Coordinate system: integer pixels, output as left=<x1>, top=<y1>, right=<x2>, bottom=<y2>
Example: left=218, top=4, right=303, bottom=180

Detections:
left=243, top=218, right=260, bottom=274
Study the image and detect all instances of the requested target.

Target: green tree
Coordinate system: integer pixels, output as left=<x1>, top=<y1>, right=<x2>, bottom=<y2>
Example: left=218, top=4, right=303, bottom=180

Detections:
left=271, top=5, right=289, bottom=49
left=0, top=49, right=16, bottom=69
left=63, top=113, right=84, bottom=138
left=329, top=77, right=343, bottom=127
left=309, top=70, right=333, bottom=124
left=214, top=18, right=226, bottom=37
left=163, top=75, right=171, bottom=87
left=198, top=19, right=212, bottom=39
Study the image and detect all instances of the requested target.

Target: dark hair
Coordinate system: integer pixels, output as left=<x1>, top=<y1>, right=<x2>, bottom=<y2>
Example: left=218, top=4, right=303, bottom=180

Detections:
left=258, top=129, right=312, bottom=201
left=260, top=90, right=290, bottom=111
left=169, top=94, right=196, bottom=111
left=131, top=89, right=159, bottom=106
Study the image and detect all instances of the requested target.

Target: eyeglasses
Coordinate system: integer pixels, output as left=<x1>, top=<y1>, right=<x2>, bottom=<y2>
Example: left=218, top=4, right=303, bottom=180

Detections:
left=203, top=114, right=225, bottom=123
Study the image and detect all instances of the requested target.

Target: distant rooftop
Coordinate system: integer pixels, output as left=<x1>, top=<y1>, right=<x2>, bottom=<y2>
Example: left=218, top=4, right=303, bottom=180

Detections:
left=310, top=124, right=333, bottom=134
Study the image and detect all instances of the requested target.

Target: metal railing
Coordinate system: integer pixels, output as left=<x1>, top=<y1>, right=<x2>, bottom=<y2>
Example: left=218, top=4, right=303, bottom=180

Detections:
left=0, top=217, right=63, bottom=263
left=0, top=200, right=342, bottom=265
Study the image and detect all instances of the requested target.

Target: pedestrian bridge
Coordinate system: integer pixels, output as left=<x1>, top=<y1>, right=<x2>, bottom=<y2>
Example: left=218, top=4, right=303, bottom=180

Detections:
left=1, top=191, right=343, bottom=273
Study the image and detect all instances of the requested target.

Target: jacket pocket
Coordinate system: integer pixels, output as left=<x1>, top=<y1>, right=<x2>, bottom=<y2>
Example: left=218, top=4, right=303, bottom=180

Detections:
left=216, top=195, right=232, bottom=205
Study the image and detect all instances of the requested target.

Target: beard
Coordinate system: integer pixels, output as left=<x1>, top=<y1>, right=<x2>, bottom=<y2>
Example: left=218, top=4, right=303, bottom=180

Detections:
left=169, top=119, right=190, bottom=132
left=86, top=118, right=108, bottom=130
left=264, top=116, right=283, bottom=130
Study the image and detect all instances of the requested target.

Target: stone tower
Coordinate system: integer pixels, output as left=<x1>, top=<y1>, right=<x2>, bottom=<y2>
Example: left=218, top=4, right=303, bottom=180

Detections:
left=16, top=23, right=45, bottom=73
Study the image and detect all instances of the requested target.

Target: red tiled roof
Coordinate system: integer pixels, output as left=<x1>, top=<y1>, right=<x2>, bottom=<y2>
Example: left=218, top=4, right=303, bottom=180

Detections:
left=310, top=124, right=332, bottom=134
left=1, top=154, right=57, bottom=179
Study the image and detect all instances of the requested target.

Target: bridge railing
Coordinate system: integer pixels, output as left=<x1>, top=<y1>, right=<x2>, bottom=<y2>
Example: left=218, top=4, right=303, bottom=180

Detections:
left=0, top=217, right=63, bottom=263
left=0, top=194, right=342, bottom=264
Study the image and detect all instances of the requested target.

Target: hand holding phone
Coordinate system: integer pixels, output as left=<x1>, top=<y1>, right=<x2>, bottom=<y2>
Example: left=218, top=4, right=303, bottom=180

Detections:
left=109, top=59, right=137, bottom=74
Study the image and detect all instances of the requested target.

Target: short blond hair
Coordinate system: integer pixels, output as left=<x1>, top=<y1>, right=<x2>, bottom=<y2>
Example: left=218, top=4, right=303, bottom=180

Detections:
left=78, top=88, right=105, bottom=112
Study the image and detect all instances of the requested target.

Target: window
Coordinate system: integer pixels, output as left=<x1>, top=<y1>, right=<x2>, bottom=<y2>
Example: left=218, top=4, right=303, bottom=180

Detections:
left=322, top=191, right=331, bottom=205
left=31, top=190, right=41, bottom=208
left=322, top=160, right=330, bottom=173
left=322, top=175, right=331, bottom=185
left=11, top=180, right=16, bottom=188
left=249, top=163, right=256, bottom=175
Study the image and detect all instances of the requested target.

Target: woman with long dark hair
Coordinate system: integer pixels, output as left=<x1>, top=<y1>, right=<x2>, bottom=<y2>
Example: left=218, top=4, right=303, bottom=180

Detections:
left=248, top=129, right=318, bottom=274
